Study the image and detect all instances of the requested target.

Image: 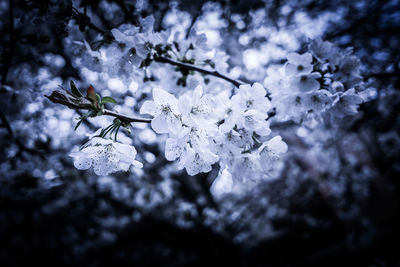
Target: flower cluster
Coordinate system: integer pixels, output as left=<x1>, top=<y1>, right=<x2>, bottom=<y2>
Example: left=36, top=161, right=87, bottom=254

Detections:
left=63, top=16, right=368, bottom=190
left=69, top=15, right=230, bottom=97
left=141, top=83, right=288, bottom=184
left=70, top=137, right=143, bottom=176
left=265, top=38, right=365, bottom=126
left=140, top=85, right=219, bottom=175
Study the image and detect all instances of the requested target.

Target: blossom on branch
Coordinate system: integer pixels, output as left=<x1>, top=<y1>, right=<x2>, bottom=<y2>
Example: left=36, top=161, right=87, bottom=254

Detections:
left=165, top=127, right=219, bottom=176
left=140, top=88, right=182, bottom=134
left=285, top=52, right=313, bottom=76
left=69, top=137, right=143, bottom=176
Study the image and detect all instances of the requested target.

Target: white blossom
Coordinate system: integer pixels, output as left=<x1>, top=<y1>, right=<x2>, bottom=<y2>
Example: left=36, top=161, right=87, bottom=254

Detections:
left=69, top=137, right=143, bottom=176
left=308, top=38, right=337, bottom=63
left=258, top=136, right=288, bottom=175
left=330, top=88, right=363, bottom=118
left=303, top=90, right=332, bottom=114
left=291, top=72, right=322, bottom=93
left=212, top=129, right=248, bottom=167
left=66, top=31, right=370, bottom=187
left=214, top=91, right=241, bottom=133
left=231, top=153, right=263, bottom=183
left=232, top=83, right=272, bottom=113
left=165, top=127, right=218, bottom=176
left=178, top=85, right=217, bottom=129
left=236, top=109, right=271, bottom=136
left=140, top=88, right=182, bottom=134
left=285, top=52, right=313, bottom=76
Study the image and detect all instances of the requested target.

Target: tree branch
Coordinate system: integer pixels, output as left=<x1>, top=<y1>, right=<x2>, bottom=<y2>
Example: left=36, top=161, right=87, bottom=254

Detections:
left=102, top=109, right=152, bottom=123
left=155, top=56, right=244, bottom=88
left=71, top=8, right=107, bottom=35
left=0, top=109, right=13, bottom=136
left=115, top=0, right=140, bottom=26
left=68, top=9, right=245, bottom=88
left=185, top=12, right=200, bottom=39
left=45, top=90, right=151, bottom=124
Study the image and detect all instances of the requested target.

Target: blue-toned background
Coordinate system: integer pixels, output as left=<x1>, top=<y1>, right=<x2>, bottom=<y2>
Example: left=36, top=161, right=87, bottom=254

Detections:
left=0, top=0, right=399, bottom=265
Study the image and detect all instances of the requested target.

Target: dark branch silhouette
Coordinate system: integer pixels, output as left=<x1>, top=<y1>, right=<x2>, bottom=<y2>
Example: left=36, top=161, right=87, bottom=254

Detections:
left=155, top=56, right=244, bottom=88
left=45, top=90, right=151, bottom=124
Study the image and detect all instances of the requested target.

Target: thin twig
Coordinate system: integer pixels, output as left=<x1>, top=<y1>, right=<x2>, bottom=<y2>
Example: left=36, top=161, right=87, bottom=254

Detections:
left=72, top=8, right=106, bottom=35
left=115, top=0, right=140, bottom=26
left=68, top=11, right=245, bottom=88
left=155, top=56, right=244, bottom=88
left=185, top=12, right=200, bottom=39
left=103, top=109, right=151, bottom=123
left=45, top=90, right=151, bottom=124
left=0, top=109, right=13, bottom=136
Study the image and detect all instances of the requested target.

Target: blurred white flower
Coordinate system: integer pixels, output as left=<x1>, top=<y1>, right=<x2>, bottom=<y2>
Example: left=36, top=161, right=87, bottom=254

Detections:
left=231, top=153, right=263, bottom=182
left=258, top=136, right=288, bottom=175
left=330, top=88, right=363, bottom=118
left=308, top=38, right=336, bottom=63
left=69, top=137, right=143, bottom=176
left=303, top=90, right=332, bottom=113
left=285, top=52, right=313, bottom=76
left=291, top=72, right=321, bottom=92
left=165, top=127, right=218, bottom=176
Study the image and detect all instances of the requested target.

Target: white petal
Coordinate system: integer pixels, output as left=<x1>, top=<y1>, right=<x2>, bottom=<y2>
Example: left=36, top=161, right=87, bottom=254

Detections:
left=166, top=114, right=183, bottom=135
left=140, top=100, right=159, bottom=116
left=132, top=160, right=143, bottom=168
left=152, top=88, right=179, bottom=113
left=72, top=156, right=92, bottom=170
left=178, top=93, right=193, bottom=116
left=238, top=84, right=251, bottom=94
left=285, top=63, right=297, bottom=76
left=287, top=52, right=301, bottom=63
left=151, top=114, right=170, bottom=134
left=193, top=85, right=203, bottom=102
left=252, top=83, right=267, bottom=98
left=301, top=52, right=313, bottom=64
left=165, top=138, right=183, bottom=161
left=267, top=136, right=288, bottom=154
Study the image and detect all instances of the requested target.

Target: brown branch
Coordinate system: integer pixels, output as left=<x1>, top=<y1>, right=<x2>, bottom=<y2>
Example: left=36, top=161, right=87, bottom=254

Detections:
left=45, top=90, right=151, bottom=124
left=155, top=56, right=244, bottom=88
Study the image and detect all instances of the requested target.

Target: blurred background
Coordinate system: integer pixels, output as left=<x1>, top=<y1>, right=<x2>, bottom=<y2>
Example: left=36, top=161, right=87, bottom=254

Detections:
left=0, top=0, right=399, bottom=265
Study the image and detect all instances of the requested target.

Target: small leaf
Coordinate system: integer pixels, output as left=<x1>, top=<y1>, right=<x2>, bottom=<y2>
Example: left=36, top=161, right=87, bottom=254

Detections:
left=70, top=80, right=83, bottom=97
left=124, top=125, right=132, bottom=135
left=96, top=93, right=102, bottom=104
left=101, top=96, right=117, bottom=104
left=77, top=110, right=95, bottom=127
